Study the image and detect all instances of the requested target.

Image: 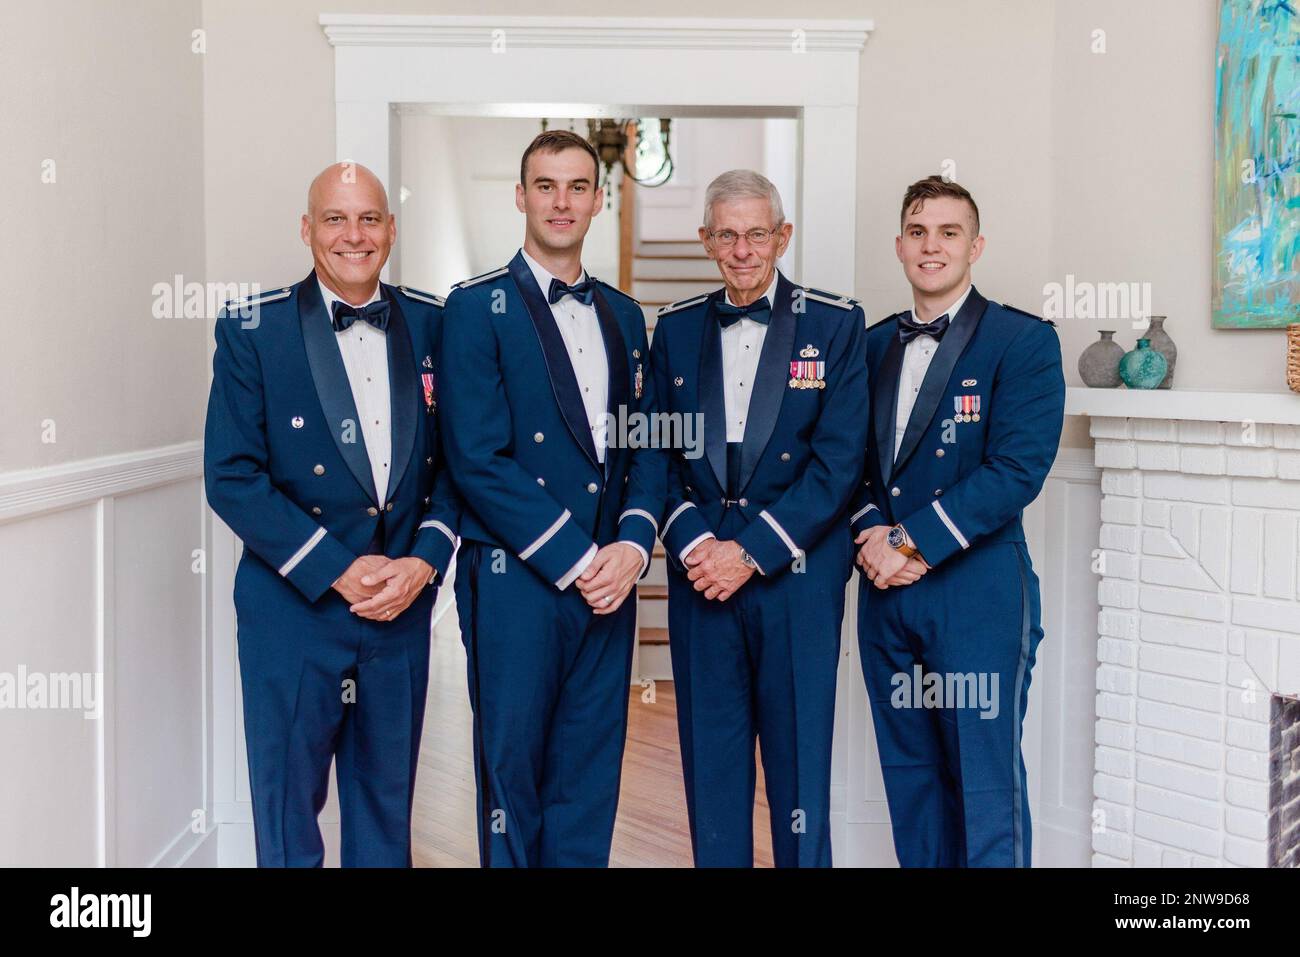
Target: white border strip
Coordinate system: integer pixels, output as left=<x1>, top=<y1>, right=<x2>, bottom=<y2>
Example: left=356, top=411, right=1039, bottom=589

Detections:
left=759, top=509, right=803, bottom=559
left=419, top=519, right=456, bottom=547
left=520, top=509, right=571, bottom=560
left=661, top=500, right=696, bottom=537
left=619, top=507, right=659, bottom=535
left=279, top=527, right=326, bottom=577
left=848, top=502, right=879, bottom=525
left=0, top=441, right=203, bottom=525
left=931, top=500, right=969, bottom=550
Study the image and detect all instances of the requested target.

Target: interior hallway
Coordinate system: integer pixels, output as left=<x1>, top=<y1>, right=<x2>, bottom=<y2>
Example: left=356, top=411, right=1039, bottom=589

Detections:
left=412, top=581, right=774, bottom=868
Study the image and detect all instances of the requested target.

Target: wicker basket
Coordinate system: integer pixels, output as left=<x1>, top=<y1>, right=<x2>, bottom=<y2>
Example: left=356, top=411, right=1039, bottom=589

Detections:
left=1291, top=324, right=1300, bottom=393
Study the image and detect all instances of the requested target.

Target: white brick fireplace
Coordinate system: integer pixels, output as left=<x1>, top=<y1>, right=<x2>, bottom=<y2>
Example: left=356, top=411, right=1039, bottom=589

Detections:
left=1067, top=388, right=1300, bottom=867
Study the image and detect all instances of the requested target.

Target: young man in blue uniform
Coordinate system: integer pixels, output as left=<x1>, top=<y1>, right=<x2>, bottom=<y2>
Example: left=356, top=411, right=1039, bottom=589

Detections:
left=204, top=162, right=459, bottom=866
left=653, top=170, right=869, bottom=866
left=438, top=131, right=663, bottom=867
left=852, top=175, right=1065, bottom=867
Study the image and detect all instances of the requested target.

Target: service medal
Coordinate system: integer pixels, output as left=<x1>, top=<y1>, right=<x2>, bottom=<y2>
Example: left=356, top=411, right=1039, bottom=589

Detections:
left=421, top=372, right=436, bottom=413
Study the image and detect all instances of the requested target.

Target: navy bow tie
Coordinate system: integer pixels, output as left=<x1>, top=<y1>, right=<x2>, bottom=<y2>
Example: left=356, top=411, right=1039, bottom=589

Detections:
left=896, top=311, right=951, bottom=344
left=331, top=299, right=391, bottom=333
left=548, top=276, right=596, bottom=306
left=716, top=298, right=771, bottom=329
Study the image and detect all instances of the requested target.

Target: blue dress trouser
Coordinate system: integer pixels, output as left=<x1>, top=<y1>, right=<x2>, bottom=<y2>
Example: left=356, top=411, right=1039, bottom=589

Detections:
left=454, top=540, right=637, bottom=867
left=857, top=540, right=1043, bottom=867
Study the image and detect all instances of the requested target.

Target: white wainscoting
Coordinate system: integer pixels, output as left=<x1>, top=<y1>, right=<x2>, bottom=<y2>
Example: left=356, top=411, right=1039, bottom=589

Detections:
left=0, top=442, right=212, bottom=867
left=833, top=446, right=1101, bottom=866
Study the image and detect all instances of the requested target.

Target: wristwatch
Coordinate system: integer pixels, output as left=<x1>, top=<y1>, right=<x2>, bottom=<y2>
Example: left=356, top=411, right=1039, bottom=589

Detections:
left=739, top=548, right=758, bottom=570
left=887, top=524, right=918, bottom=558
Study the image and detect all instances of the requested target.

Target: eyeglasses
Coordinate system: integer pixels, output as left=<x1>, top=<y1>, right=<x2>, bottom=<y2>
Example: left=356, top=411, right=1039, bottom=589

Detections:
left=706, top=225, right=783, bottom=247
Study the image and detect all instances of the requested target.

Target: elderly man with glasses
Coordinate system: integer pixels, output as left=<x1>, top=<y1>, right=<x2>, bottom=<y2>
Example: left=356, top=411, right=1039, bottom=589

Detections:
left=650, top=169, right=870, bottom=867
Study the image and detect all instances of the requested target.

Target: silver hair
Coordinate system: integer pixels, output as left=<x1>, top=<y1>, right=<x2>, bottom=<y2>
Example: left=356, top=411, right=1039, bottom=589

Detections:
left=702, top=169, right=785, bottom=229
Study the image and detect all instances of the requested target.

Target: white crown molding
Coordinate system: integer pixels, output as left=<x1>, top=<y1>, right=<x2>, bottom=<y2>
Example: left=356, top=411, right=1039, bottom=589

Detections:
left=1066, top=385, right=1300, bottom=426
left=0, top=441, right=203, bottom=524
left=319, top=14, right=873, bottom=53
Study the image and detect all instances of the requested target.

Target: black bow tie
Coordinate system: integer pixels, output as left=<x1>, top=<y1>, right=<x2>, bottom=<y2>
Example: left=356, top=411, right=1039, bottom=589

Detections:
left=547, top=276, right=596, bottom=306
left=716, top=298, right=772, bottom=328
left=896, top=311, right=951, bottom=344
left=331, top=299, right=391, bottom=333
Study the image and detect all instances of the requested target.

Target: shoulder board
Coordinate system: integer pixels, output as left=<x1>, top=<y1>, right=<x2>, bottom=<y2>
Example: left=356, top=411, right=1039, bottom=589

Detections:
left=454, top=266, right=509, bottom=289
left=1002, top=303, right=1056, bottom=327
left=396, top=285, right=446, bottom=307
left=656, top=293, right=711, bottom=317
left=801, top=287, right=859, bottom=310
left=592, top=277, right=640, bottom=306
left=222, top=286, right=292, bottom=313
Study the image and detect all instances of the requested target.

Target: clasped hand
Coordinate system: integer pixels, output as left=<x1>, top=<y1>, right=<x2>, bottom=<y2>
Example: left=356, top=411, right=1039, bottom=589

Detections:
left=333, top=555, right=434, bottom=621
left=855, top=525, right=930, bottom=590
left=684, top=538, right=754, bottom=602
left=576, top=542, right=644, bottom=615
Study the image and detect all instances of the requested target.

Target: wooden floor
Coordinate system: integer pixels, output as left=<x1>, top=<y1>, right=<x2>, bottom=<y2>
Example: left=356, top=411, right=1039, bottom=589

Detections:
left=412, top=596, right=773, bottom=868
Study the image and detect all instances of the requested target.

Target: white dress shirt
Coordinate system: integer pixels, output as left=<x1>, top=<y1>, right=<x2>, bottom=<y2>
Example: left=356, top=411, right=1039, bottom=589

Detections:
left=721, top=273, right=779, bottom=443
left=319, top=279, right=392, bottom=506
left=894, top=283, right=973, bottom=460
left=519, top=249, right=648, bottom=589
left=676, top=272, right=780, bottom=566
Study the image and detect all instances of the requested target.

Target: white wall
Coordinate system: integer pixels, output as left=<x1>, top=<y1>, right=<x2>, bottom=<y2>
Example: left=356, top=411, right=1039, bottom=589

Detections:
left=0, top=1, right=211, bottom=868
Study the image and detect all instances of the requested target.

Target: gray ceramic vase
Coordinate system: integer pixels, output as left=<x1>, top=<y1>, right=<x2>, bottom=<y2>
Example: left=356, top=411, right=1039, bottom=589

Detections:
left=1078, top=330, right=1125, bottom=387
left=1144, top=315, right=1177, bottom=389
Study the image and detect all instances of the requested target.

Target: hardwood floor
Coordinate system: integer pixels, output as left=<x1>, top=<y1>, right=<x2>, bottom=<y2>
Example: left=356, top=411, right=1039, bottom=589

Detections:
left=412, top=594, right=773, bottom=868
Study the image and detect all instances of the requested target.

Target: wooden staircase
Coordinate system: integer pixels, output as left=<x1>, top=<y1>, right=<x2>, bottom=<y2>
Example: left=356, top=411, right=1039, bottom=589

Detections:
left=627, top=240, right=718, bottom=681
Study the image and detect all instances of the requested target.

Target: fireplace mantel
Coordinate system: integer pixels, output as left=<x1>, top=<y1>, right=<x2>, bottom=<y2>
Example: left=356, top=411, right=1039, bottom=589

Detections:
left=1067, top=386, right=1300, bottom=426
left=1067, top=386, right=1300, bottom=867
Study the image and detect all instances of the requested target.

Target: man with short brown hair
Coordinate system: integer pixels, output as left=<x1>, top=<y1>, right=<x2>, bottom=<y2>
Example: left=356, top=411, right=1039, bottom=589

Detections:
left=850, top=174, right=1064, bottom=867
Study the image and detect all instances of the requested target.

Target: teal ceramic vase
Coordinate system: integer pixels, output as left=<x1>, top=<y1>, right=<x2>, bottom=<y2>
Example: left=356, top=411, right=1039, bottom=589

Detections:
left=1119, top=338, right=1168, bottom=390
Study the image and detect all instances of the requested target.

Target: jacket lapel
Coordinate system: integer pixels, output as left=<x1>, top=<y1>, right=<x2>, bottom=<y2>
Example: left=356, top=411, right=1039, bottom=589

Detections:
left=593, top=286, right=629, bottom=479
left=381, top=284, right=417, bottom=504
left=891, top=286, right=988, bottom=478
left=508, top=252, right=601, bottom=469
left=297, top=271, right=378, bottom=503
left=737, top=271, right=797, bottom=493
left=875, top=328, right=904, bottom=486
left=698, top=289, right=729, bottom=493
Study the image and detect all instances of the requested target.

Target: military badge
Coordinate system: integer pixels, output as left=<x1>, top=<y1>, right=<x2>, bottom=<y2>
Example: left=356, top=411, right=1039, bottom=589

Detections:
left=422, top=372, right=436, bottom=413
left=675, top=376, right=684, bottom=388
left=789, top=344, right=826, bottom=390
left=423, top=355, right=434, bottom=369
left=962, top=378, right=977, bottom=387
left=953, top=394, right=981, bottom=423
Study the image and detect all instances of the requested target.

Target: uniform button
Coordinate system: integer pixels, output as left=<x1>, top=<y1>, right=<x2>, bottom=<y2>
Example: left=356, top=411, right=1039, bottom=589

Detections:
left=934, top=488, right=944, bottom=497
left=367, top=506, right=379, bottom=516
left=739, top=498, right=748, bottom=507
left=780, top=452, right=791, bottom=462
left=587, top=482, right=598, bottom=493
left=891, top=486, right=901, bottom=497
left=935, top=448, right=945, bottom=458
left=386, top=502, right=394, bottom=512
left=537, top=477, right=545, bottom=487
left=534, top=432, right=544, bottom=443
left=311, top=506, right=322, bottom=516
left=313, top=464, right=325, bottom=475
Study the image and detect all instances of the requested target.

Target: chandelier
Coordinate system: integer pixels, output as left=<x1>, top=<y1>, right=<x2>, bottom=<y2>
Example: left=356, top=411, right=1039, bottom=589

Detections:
left=541, top=118, right=675, bottom=190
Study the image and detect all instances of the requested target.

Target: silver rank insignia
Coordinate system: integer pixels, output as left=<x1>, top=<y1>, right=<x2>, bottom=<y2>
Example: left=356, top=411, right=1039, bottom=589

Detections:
left=291, top=416, right=304, bottom=429
left=634, top=363, right=644, bottom=400
left=789, top=344, right=826, bottom=390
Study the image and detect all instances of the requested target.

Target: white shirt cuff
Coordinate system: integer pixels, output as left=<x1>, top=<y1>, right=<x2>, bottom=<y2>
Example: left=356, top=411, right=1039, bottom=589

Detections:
left=679, top=532, right=716, bottom=565
left=556, top=543, right=598, bottom=591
